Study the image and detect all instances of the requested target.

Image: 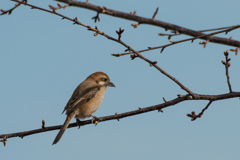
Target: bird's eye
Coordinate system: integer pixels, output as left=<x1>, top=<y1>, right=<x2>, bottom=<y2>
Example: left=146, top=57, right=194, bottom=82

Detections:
left=103, top=77, right=108, bottom=82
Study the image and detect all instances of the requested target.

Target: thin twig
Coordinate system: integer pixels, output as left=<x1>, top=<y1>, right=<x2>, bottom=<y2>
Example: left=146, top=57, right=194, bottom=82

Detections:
left=152, top=7, right=159, bottom=19
left=198, top=26, right=233, bottom=32
left=187, top=101, right=212, bottom=121
left=222, top=50, right=232, bottom=92
left=112, top=26, right=240, bottom=57
left=49, top=3, right=69, bottom=12
left=0, top=0, right=26, bottom=15
left=157, top=26, right=235, bottom=39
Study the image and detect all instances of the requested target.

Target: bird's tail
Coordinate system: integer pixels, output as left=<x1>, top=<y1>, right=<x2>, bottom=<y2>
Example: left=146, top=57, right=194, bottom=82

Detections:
left=52, top=112, right=75, bottom=145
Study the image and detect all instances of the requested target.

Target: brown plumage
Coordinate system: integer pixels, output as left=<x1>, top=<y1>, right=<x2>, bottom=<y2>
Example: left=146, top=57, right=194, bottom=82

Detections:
left=52, top=72, right=115, bottom=145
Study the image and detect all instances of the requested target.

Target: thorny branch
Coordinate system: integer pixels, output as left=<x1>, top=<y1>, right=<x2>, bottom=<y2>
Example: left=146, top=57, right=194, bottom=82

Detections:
left=1, top=0, right=239, bottom=146
left=55, top=0, right=240, bottom=48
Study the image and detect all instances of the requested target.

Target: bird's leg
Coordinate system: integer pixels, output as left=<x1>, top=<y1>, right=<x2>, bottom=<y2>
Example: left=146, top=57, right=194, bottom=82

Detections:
left=91, top=115, right=102, bottom=124
left=76, top=118, right=82, bottom=129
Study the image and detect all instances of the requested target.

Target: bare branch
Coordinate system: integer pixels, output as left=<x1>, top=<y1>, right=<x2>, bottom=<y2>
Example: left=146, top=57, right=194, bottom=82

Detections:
left=0, top=0, right=26, bottom=15
left=55, top=0, right=240, bottom=47
left=187, top=101, right=212, bottom=121
left=222, top=50, right=232, bottom=92
left=230, top=47, right=240, bottom=55
left=1, top=93, right=240, bottom=140
left=157, top=26, right=236, bottom=40
left=49, top=3, right=69, bottom=12
left=112, top=26, right=240, bottom=57
left=92, top=12, right=100, bottom=23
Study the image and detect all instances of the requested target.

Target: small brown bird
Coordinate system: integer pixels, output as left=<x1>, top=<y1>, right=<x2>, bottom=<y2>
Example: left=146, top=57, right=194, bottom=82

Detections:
left=52, top=72, right=115, bottom=145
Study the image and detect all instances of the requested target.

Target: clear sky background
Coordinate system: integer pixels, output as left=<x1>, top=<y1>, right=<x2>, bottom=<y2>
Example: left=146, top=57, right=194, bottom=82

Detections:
left=1, top=0, right=240, bottom=159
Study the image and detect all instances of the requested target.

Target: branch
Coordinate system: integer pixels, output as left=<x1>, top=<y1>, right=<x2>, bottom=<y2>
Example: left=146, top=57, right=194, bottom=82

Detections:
left=9, top=0, right=194, bottom=96
left=222, top=50, right=232, bottom=92
left=2, top=1, right=240, bottom=146
left=1, top=92, right=240, bottom=140
left=151, top=7, right=158, bottom=19
left=55, top=0, right=240, bottom=48
left=49, top=3, right=69, bottom=12
left=9, top=0, right=238, bottom=104
left=187, top=101, right=212, bottom=121
left=112, top=26, right=240, bottom=57
left=157, top=26, right=234, bottom=39
left=0, top=0, right=26, bottom=15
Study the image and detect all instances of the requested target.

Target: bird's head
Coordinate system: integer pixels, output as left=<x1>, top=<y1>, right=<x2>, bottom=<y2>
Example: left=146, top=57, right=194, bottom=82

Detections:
left=88, top=72, right=115, bottom=88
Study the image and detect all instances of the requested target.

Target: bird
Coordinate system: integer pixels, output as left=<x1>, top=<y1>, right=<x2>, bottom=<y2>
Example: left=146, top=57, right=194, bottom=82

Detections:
left=52, top=72, right=115, bottom=145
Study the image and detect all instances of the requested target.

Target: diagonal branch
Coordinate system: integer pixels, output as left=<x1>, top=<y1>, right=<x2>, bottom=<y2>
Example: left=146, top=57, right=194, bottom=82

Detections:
left=55, top=0, right=240, bottom=48
left=10, top=0, right=194, bottom=96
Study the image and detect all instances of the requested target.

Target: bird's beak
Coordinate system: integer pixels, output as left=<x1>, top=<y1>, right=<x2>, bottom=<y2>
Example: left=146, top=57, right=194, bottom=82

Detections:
left=108, top=82, right=115, bottom=87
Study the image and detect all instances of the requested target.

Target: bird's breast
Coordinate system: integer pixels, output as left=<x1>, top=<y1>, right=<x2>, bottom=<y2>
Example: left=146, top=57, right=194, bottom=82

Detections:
left=75, top=89, right=105, bottom=119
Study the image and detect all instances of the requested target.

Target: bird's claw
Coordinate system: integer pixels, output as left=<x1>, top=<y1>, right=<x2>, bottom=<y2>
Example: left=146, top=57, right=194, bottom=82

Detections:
left=76, top=118, right=82, bottom=129
left=91, top=116, right=102, bottom=125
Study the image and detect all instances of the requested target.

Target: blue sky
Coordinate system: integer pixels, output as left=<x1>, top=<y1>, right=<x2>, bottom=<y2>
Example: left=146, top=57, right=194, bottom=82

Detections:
left=1, top=0, right=240, bottom=159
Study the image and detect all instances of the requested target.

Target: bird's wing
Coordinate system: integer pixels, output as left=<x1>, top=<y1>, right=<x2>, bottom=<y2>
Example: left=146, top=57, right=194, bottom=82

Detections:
left=65, top=86, right=100, bottom=115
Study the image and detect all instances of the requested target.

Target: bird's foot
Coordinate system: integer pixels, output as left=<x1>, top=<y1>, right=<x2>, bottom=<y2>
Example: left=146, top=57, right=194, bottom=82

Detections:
left=91, top=115, right=102, bottom=125
left=76, top=118, right=82, bottom=129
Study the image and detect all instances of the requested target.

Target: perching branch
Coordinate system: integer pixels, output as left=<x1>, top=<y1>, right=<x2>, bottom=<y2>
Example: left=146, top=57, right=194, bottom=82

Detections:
left=1, top=92, right=240, bottom=140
